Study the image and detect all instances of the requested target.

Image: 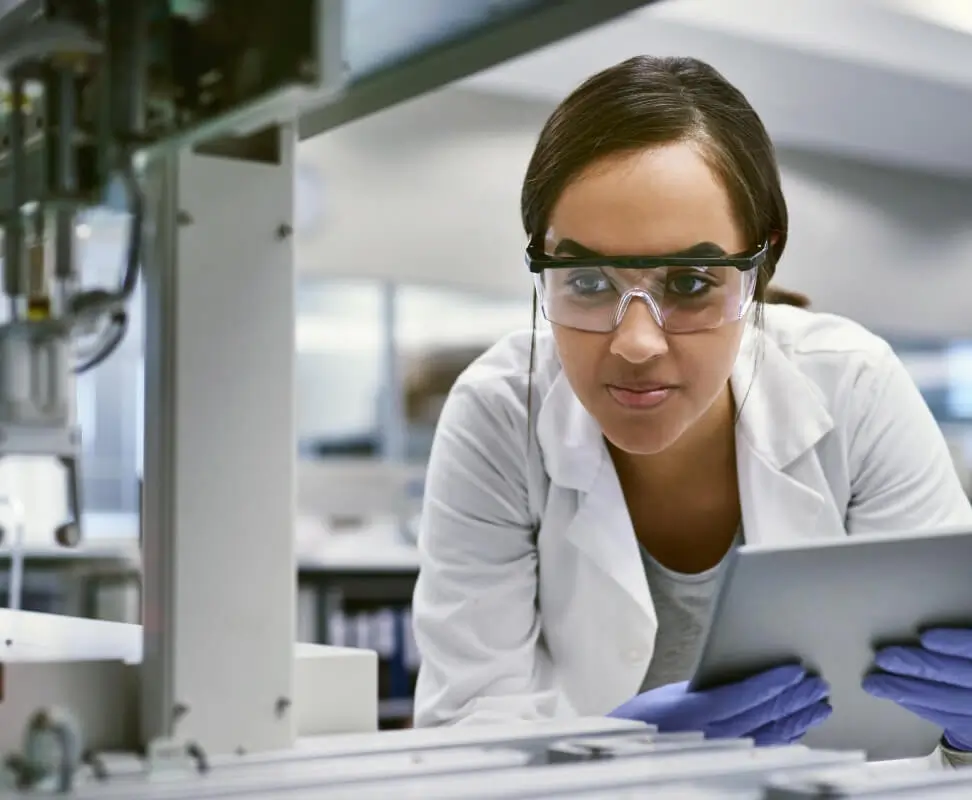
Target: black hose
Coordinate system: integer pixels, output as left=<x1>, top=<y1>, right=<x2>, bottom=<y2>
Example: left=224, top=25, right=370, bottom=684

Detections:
left=74, top=309, right=127, bottom=373
left=116, top=155, right=144, bottom=302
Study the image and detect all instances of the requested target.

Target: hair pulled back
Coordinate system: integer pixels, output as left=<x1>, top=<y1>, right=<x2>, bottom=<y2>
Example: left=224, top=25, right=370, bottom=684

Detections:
left=521, top=56, right=804, bottom=308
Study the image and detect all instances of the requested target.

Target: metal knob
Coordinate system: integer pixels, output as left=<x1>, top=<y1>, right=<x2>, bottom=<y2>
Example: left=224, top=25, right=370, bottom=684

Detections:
left=54, top=522, right=79, bottom=548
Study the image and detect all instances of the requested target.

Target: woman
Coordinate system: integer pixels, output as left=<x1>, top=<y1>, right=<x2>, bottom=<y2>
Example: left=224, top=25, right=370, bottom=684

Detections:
left=410, top=56, right=972, bottom=762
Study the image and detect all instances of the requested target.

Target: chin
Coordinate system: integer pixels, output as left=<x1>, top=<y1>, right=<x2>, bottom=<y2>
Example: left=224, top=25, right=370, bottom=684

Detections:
left=601, top=419, right=688, bottom=456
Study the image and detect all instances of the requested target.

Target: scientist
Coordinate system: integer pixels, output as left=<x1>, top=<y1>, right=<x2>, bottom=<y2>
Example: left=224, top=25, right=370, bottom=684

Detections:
left=410, top=56, right=972, bottom=763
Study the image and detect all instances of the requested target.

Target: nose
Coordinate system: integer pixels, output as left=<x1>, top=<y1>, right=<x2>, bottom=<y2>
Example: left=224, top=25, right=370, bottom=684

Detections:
left=609, top=298, right=669, bottom=363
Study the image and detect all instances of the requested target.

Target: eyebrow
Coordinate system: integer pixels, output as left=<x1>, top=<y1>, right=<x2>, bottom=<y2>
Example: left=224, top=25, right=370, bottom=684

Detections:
left=552, top=238, right=731, bottom=259
left=552, top=238, right=602, bottom=257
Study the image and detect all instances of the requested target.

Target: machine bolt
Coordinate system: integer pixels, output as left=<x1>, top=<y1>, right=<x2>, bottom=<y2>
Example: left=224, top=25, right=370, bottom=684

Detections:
left=172, top=703, right=189, bottom=723
left=275, top=223, right=293, bottom=240
left=54, top=522, right=80, bottom=548
left=275, top=697, right=291, bottom=718
left=177, top=210, right=193, bottom=226
left=298, top=59, right=318, bottom=81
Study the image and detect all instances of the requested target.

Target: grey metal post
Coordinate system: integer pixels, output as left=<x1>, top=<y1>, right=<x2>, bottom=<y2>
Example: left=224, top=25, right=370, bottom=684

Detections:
left=140, top=127, right=298, bottom=754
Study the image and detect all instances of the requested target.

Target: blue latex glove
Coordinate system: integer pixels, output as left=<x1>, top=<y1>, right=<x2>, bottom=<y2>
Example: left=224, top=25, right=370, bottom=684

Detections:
left=863, top=628, right=972, bottom=752
left=608, top=664, right=831, bottom=746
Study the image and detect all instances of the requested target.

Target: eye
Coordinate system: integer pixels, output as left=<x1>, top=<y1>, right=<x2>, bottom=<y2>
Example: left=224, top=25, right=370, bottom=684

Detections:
left=565, top=269, right=612, bottom=296
left=667, top=271, right=713, bottom=297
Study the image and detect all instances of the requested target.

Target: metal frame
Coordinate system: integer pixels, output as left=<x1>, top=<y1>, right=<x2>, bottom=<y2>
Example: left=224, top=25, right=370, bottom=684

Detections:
left=140, top=127, right=298, bottom=754
left=378, top=281, right=406, bottom=461
left=297, top=0, right=660, bottom=139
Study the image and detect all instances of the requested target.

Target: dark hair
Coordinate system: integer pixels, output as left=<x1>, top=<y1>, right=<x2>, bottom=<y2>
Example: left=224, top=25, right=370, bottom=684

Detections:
left=764, top=286, right=810, bottom=309
left=521, top=55, right=790, bottom=307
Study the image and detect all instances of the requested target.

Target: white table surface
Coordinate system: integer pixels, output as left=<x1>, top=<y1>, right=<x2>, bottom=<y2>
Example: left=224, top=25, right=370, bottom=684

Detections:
left=0, top=607, right=368, bottom=664
left=0, top=606, right=142, bottom=662
left=297, top=517, right=420, bottom=573
left=0, top=513, right=419, bottom=573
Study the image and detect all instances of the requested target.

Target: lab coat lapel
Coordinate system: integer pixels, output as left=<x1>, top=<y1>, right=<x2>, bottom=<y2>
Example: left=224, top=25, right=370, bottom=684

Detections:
left=537, top=372, right=654, bottom=619
left=732, top=327, right=837, bottom=546
left=566, top=459, right=655, bottom=617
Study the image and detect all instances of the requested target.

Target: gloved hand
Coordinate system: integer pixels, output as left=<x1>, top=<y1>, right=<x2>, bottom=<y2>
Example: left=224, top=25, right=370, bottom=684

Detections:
left=608, top=664, right=831, bottom=746
left=863, top=628, right=972, bottom=752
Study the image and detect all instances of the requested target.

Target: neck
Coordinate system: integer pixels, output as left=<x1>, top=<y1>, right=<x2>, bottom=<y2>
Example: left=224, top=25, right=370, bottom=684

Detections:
left=611, top=383, right=737, bottom=486
left=610, top=383, right=741, bottom=573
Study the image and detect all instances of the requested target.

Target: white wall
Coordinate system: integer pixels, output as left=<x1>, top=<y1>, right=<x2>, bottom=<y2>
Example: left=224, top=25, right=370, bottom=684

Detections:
left=296, top=88, right=534, bottom=297
left=777, top=148, right=972, bottom=338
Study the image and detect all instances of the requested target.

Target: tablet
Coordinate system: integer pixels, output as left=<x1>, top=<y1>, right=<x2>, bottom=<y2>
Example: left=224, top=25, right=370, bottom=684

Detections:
left=688, top=526, right=972, bottom=761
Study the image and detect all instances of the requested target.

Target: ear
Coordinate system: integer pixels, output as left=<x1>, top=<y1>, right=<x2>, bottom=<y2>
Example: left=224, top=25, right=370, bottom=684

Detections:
left=769, top=230, right=781, bottom=247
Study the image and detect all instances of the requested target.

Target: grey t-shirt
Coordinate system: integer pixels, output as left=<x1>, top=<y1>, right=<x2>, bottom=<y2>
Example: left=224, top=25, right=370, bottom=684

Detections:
left=639, top=533, right=741, bottom=693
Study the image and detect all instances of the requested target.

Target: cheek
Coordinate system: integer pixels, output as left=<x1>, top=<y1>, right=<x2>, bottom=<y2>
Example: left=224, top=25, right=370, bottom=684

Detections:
left=675, top=323, right=745, bottom=394
left=552, top=327, right=604, bottom=393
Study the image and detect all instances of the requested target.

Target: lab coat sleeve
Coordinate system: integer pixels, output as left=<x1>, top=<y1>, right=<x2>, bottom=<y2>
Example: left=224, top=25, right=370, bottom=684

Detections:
left=845, top=345, right=972, bottom=535
left=410, top=376, right=559, bottom=727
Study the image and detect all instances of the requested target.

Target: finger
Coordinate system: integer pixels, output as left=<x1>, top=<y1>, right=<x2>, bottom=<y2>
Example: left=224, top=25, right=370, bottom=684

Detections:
left=921, top=628, right=972, bottom=660
left=749, top=700, right=833, bottom=747
left=702, top=664, right=807, bottom=724
left=862, top=673, right=972, bottom=714
left=873, top=646, right=972, bottom=689
left=897, top=700, right=971, bottom=733
left=704, top=677, right=828, bottom=739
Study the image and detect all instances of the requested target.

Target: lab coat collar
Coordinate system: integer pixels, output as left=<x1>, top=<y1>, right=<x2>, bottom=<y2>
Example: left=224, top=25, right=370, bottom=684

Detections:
left=535, top=368, right=608, bottom=493
left=536, top=322, right=835, bottom=490
left=731, top=322, right=838, bottom=548
left=732, top=322, right=834, bottom=470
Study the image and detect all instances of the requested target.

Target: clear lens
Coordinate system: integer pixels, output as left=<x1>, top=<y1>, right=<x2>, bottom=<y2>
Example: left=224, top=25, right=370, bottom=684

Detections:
left=535, top=265, right=757, bottom=333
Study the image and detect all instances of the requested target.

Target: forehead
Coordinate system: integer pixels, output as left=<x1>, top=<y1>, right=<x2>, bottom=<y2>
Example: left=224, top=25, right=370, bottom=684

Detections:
left=547, top=142, right=743, bottom=256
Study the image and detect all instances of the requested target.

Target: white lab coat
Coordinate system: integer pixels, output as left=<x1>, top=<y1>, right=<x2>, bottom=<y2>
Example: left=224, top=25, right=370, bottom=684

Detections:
left=411, top=305, right=972, bottom=765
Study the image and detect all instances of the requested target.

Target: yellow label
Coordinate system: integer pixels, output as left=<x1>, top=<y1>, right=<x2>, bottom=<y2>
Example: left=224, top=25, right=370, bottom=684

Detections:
left=26, top=298, right=50, bottom=321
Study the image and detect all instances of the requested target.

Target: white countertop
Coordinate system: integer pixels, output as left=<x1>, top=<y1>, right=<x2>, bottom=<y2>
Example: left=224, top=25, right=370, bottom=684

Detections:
left=0, top=513, right=419, bottom=573
left=0, top=606, right=142, bottom=662
left=297, top=517, right=420, bottom=573
left=0, top=607, right=374, bottom=663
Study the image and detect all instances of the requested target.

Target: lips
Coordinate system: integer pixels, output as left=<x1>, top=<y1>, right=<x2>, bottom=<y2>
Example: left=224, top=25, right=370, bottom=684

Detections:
left=609, top=382, right=676, bottom=393
left=606, top=382, right=677, bottom=410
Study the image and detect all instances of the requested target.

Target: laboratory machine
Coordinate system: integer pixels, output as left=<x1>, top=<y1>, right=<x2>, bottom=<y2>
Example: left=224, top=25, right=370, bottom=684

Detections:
left=0, top=0, right=968, bottom=796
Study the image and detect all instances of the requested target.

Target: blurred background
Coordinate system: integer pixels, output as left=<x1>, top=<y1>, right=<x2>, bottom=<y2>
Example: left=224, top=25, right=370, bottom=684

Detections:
left=5, top=0, right=972, bottom=728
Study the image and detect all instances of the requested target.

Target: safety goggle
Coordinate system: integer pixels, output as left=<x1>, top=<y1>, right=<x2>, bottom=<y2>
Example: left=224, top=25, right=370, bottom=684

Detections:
left=525, top=241, right=768, bottom=334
